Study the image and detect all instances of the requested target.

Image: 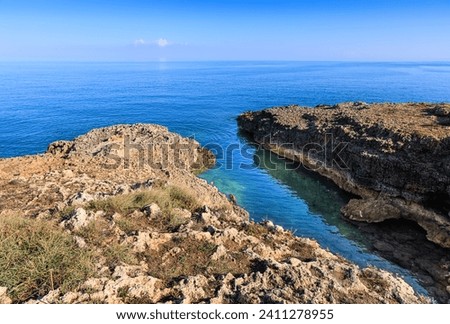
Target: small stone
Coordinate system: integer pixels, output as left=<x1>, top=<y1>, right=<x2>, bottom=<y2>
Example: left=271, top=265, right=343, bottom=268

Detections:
left=262, top=220, right=275, bottom=229
left=62, top=292, right=80, bottom=303
left=274, top=225, right=284, bottom=232
left=175, top=275, right=209, bottom=303
left=211, top=245, right=227, bottom=261
left=223, top=227, right=239, bottom=241
left=142, top=203, right=162, bottom=218
left=114, top=185, right=130, bottom=195
left=112, top=265, right=148, bottom=279
left=82, top=278, right=105, bottom=292
left=288, top=257, right=302, bottom=267
left=199, top=212, right=212, bottom=224
left=129, top=210, right=144, bottom=218
left=133, top=232, right=152, bottom=253
left=95, top=210, right=105, bottom=218
left=40, top=289, right=61, bottom=304
left=62, top=208, right=95, bottom=230
left=36, top=210, right=51, bottom=220
left=47, top=140, right=74, bottom=156
left=112, top=212, right=122, bottom=220
left=90, top=291, right=106, bottom=302
left=62, top=169, right=74, bottom=178
left=170, top=247, right=182, bottom=255
left=0, top=287, right=12, bottom=304
left=74, top=235, right=87, bottom=248
left=192, top=231, right=212, bottom=241
left=69, top=192, right=94, bottom=205
left=206, top=225, right=217, bottom=235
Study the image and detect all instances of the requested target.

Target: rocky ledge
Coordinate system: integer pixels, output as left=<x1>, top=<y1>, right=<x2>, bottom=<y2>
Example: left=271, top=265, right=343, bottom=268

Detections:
left=238, top=103, right=450, bottom=302
left=0, top=124, right=427, bottom=304
left=238, top=102, right=450, bottom=249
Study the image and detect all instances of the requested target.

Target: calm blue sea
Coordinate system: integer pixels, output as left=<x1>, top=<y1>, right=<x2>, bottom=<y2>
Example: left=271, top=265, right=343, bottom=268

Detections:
left=2, top=61, right=450, bottom=294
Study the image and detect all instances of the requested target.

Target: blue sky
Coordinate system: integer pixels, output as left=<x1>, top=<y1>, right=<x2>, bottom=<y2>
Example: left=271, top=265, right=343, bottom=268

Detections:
left=1, top=0, right=449, bottom=61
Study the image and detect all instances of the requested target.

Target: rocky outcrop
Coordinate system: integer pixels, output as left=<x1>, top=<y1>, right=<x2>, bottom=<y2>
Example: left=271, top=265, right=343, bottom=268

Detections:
left=0, top=124, right=218, bottom=217
left=0, top=124, right=428, bottom=304
left=237, top=102, right=450, bottom=249
left=0, top=287, right=12, bottom=304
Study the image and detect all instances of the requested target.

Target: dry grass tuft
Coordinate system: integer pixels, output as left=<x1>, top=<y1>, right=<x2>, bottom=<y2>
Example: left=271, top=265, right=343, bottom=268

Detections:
left=87, top=186, right=199, bottom=233
left=0, top=214, right=95, bottom=303
left=145, top=237, right=251, bottom=281
left=146, top=238, right=217, bottom=280
left=75, top=219, right=137, bottom=268
left=87, top=186, right=200, bottom=216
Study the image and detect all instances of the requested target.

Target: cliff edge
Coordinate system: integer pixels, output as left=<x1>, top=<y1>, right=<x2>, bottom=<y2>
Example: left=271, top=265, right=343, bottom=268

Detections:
left=0, top=124, right=426, bottom=304
left=238, top=102, right=450, bottom=249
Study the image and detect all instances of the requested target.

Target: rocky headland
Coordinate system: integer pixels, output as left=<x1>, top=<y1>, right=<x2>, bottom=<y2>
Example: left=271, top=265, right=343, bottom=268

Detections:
left=238, top=102, right=450, bottom=302
left=0, top=124, right=427, bottom=304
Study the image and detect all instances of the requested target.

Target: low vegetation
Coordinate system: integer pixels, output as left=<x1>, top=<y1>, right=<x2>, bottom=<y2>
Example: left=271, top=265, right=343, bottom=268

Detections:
left=145, top=237, right=251, bottom=281
left=87, top=186, right=199, bottom=233
left=0, top=214, right=95, bottom=303
left=75, top=218, right=137, bottom=268
left=87, top=185, right=199, bottom=215
left=146, top=237, right=216, bottom=279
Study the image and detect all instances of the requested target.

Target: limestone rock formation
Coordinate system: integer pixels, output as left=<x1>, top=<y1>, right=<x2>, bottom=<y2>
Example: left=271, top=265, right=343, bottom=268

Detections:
left=238, top=102, right=450, bottom=249
left=0, top=124, right=428, bottom=304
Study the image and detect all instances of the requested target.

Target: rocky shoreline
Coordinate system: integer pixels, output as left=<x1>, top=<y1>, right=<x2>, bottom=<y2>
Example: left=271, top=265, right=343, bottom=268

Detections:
left=0, top=124, right=426, bottom=304
left=237, top=102, right=450, bottom=303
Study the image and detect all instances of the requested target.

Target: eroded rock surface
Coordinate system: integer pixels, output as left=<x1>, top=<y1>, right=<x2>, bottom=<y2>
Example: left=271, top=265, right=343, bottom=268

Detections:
left=0, top=124, right=428, bottom=304
left=238, top=103, right=450, bottom=303
left=238, top=103, right=450, bottom=248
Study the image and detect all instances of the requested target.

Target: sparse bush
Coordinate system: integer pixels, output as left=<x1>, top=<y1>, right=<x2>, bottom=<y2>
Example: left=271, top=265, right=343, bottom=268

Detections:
left=146, top=238, right=218, bottom=280
left=168, top=215, right=186, bottom=229
left=58, top=206, right=76, bottom=221
left=0, top=214, right=95, bottom=303
left=76, top=218, right=115, bottom=246
left=208, top=252, right=251, bottom=276
left=75, top=219, right=137, bottom=268
left=167, top=186, right=199, bottom=212
left=104, top=243, right=138, bottom=268
left=87, top=186, right=199, bottom=216
left=115, top=217, right=147, bottom=235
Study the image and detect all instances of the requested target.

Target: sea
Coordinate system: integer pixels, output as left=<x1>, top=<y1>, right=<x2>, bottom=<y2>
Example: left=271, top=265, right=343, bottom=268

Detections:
left=1, top=61, right=450, bottom=295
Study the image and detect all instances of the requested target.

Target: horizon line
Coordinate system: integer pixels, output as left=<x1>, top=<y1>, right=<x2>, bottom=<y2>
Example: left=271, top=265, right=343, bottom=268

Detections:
left=1, top=59, right=450, bottom=63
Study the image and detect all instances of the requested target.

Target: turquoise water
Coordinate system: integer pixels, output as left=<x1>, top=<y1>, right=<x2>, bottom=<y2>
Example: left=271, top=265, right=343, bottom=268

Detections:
left=2, top=61, right=450, bottom=294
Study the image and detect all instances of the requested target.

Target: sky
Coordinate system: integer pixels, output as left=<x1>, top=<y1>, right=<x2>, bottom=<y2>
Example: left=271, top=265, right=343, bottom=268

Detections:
left=0, top=0, right=449, bottom=61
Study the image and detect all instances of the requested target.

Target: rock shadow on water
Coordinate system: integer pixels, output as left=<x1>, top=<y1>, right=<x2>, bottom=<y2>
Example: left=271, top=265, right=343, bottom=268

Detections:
left=356, top=219, right=450, bottom=303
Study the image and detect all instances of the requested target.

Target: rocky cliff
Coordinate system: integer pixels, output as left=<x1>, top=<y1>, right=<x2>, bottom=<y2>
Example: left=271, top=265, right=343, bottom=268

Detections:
left=0, top=124, right=427, bottom=304
left=238, top=103, right=450, bottom=303
left=238, top=102, right=450, bottom=249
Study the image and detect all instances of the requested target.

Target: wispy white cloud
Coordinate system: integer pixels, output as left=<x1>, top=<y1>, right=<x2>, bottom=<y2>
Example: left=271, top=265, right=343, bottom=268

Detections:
left=133, top=38, right=172, bottom=47
left=134, top=38, right=146, bottom=46
left=156, top=38, right=169, bottom=47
